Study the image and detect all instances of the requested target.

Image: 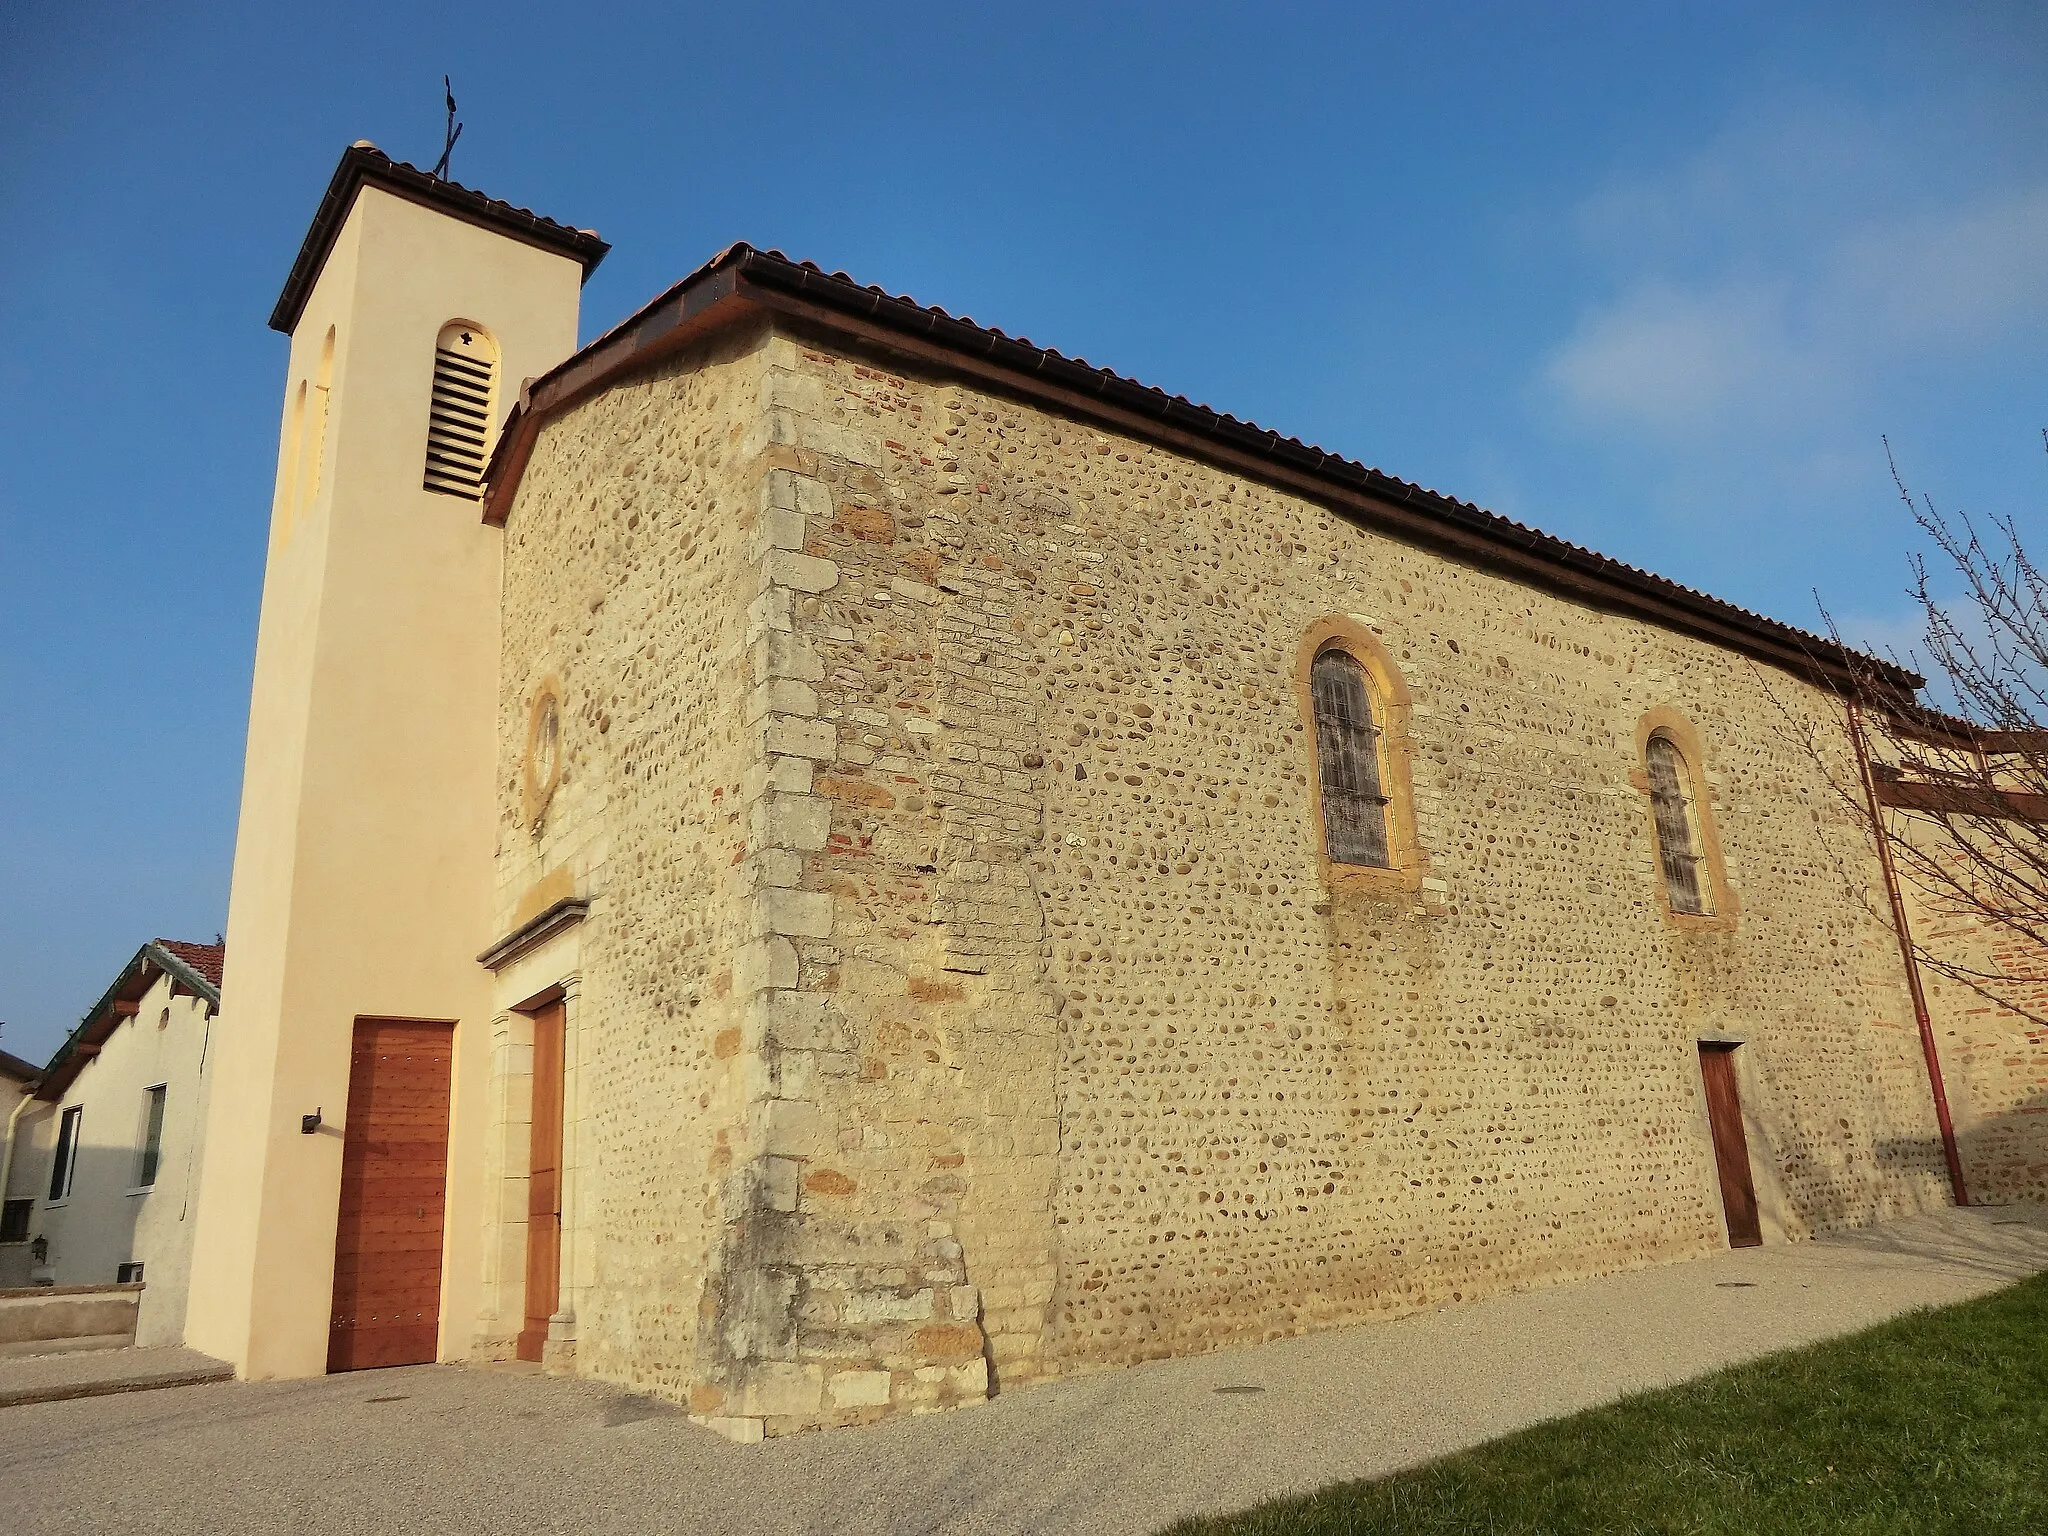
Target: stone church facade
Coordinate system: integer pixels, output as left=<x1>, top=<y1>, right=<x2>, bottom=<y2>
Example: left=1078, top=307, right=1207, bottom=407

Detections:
left=184, top=144, right=2044, bottom=1439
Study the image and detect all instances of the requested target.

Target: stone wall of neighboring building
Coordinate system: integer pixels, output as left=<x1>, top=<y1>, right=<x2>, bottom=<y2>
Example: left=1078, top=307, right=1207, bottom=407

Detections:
left=1894, top=824, right=2048, bottom=1205
left=501, top=317, right=1977, bottom=1435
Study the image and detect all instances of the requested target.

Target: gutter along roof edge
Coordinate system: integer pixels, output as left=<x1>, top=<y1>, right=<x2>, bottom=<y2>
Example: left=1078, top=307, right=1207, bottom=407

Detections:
left=480, top=243, right=1920, bottom=702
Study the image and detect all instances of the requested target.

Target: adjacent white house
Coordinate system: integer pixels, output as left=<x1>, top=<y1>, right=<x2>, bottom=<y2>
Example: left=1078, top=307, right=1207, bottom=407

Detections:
left=0, top=940, right=223, bottom=1344
left=0, top=1044, right=37, bottom=1277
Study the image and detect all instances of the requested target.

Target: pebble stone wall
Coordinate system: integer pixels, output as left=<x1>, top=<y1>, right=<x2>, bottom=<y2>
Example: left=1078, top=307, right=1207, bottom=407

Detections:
left=494, top=316, right=1990, bottom=1437
left=749, top=326, right=1958, bottom=1384
left=492, top=329, right=765, bottom=1404
left=1890, top=810, right=2048, bottom=1204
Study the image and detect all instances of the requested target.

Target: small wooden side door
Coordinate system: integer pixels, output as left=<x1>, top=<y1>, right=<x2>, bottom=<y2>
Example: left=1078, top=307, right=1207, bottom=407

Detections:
left=1698, top=1042, right=1763, bottom=1249
left=516, top=1000, right=565, bottom=1363
left=329, top=1019, right=455, bottom=1372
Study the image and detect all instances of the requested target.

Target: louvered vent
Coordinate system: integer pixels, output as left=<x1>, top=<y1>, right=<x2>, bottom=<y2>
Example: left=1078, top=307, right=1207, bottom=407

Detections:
left=423, top=323, right=497, bottom=499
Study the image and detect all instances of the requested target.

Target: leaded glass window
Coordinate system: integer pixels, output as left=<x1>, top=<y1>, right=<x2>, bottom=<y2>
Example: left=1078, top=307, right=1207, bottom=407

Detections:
left=1311, top=649, right=1391, bottom=867
left=1646, top=734, right=1709, bottom=914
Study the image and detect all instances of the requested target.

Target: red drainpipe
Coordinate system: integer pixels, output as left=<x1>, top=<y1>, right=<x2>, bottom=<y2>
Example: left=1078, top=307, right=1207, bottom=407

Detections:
left=1847, top=701, right=1969, bottom=1206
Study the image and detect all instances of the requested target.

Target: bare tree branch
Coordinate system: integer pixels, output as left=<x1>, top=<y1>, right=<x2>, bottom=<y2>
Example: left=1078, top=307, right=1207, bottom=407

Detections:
left=1804, top=436, right=2048, bottom=1025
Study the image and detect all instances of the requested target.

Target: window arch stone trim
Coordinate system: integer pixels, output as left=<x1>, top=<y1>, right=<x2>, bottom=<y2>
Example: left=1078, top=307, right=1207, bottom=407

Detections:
left=1294, top=616, right=1426, bottom=898
left=1630, top=706, right=1739, bottom=930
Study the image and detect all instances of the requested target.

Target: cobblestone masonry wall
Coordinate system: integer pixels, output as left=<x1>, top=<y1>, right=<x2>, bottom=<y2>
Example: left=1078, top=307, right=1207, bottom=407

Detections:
left=493, top=329, right=768, bottom=1404
left=752, top=325, right=1964, bottom=1388
left=1892, top=815, right=2048, bottom=1204
left=501, top=317, right=2000, bottom=1435
left=497, top=325, right=990, bottom=1437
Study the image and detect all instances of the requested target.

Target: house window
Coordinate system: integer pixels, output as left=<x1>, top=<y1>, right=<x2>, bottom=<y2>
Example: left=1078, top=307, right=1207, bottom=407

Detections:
left=423, top=322, right=498, bottom=499
left=1310, top=647, right=1392, bottom=867
left=117, top=1261, right=145, bottom=1284
left=0, top=1199, right=29, bottom=1244
left=48, top=1106, right=82, bottom=1202
left=1646, top=733, right=1710, bottom=914
left=135, top=1084, right=168, bottom=1190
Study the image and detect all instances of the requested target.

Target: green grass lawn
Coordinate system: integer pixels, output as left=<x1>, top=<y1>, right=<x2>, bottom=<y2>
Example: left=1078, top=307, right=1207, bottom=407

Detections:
left=1162, top=1272, right=2048, bottom=1535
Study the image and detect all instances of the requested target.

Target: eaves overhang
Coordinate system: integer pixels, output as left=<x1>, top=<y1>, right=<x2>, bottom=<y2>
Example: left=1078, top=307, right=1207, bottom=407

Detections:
left=34, top=942, right=222, bottom=1103
left=480, top=243, right=1922, bottom=704
left=269, top=142, right=611, bottom=335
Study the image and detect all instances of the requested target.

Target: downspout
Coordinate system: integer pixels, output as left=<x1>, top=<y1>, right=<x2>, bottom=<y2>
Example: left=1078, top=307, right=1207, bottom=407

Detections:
left=0, top=1089, right=37, bottom=1213
left=1847, top=700, right=1970, bottom=1205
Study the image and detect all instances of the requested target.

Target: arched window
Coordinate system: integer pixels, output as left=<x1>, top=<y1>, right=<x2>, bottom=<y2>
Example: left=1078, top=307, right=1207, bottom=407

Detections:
left=423, top=322, right=498, bottom=500
left=1310, top=647, right=1391, bottom=867
left=295, top=327, right=336, bottom=523
left=1645, top=733, right=1710, bottom=914
left=278, top=379, right=307, bottom=526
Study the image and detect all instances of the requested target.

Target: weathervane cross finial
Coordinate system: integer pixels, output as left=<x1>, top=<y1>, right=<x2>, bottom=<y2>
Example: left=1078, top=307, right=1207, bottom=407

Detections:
left=432, top=76, right=463, bottom=181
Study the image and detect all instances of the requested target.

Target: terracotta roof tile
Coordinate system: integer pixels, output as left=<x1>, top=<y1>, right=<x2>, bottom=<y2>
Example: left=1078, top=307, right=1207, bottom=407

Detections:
left=154, top=939, right=224, bottom=990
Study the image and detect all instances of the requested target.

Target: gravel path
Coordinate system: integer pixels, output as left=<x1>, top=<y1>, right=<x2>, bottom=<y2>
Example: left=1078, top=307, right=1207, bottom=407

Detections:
left=5, top=1206, right=2044, bottom=1536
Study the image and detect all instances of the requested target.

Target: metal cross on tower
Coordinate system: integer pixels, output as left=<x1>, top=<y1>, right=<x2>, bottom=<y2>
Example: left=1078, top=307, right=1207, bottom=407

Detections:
left=432, top=76, right=463, bottom=181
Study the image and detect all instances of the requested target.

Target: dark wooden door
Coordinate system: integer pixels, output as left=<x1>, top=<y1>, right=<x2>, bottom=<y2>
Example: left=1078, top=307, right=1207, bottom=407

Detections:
left=516, top=1001, right=565, bottom=1363
left=328, top=1019, right=455, bottom=1371
left=1698, top=1043, right=1763, bottom=1248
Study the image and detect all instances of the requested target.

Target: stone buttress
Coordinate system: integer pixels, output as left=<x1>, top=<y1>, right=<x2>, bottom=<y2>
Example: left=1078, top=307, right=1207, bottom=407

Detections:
left=690, top=379, right=1030, bottom=1434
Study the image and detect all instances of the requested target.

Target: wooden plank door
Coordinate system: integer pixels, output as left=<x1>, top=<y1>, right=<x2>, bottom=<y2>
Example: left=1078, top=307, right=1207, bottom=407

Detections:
left=1698, top=1043, right=1763, bottom=1248
left=328, top=1019, right=455, bottom=1371
left=516, top=1000, right=565, bottom=1363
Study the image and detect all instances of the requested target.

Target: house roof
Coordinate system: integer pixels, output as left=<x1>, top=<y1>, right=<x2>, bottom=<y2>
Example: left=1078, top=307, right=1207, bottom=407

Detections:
left=33, top=940, right=224, bottom=1103
left=269, top=143, right=610, bottom=335
left=480, top=243, right=1921, bottom=703
left=153, top=938, right=225, bottom=991
left=0, top=1048, right=37, bottom=1089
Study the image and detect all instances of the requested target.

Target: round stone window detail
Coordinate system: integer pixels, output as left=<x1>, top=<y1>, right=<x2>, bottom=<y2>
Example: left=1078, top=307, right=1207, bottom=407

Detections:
left=523, top=683, right=564, bottom=831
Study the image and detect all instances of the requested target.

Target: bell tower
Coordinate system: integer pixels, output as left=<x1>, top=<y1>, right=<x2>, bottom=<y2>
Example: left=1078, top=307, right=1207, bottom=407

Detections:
left=186, top=143, right=606, bottom=1377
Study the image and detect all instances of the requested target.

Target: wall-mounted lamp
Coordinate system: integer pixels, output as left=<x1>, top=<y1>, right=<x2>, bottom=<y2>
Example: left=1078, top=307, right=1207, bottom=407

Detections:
left=301, top=1109, right=322, bottom=1135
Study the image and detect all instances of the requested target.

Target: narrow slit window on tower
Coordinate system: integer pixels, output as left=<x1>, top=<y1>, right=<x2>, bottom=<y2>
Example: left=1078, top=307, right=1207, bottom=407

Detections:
left=297, top=326, right=335, bottom=521
left=1646, top=733, right=1710, bottom=914
left=1310, top=647, right=1392, bottom=867
left=278, top=379, right=307, bottom=527
left=423, top=323, right=497, bottom=499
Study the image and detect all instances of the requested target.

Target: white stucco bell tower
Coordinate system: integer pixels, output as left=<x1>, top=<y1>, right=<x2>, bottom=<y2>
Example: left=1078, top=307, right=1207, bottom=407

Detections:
left=185, top=143, right=605, bottom=1377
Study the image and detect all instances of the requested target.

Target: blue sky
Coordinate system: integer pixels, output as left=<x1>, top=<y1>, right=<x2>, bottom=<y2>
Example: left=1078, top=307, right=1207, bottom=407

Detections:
left=3, top=1, right=2044, bottom=1061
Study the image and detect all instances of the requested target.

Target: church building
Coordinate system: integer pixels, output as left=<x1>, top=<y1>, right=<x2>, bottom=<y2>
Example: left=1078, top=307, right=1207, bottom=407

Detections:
left=182, top=143, right=2045, bottom=1439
